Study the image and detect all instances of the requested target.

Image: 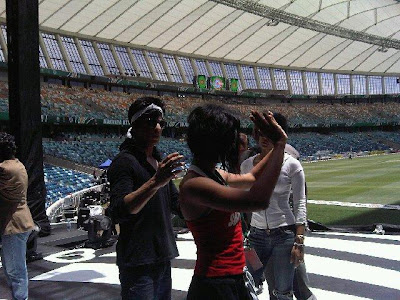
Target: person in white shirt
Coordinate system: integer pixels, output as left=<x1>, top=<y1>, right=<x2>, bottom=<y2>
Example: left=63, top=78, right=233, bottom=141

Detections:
left=265, top=143, right=317, bottom=300
left=241, top=113, right=306, bottom=300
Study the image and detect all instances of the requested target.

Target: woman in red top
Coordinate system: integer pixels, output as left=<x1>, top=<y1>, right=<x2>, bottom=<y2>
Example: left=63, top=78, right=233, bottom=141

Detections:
left=180, top=104, right=287, bottom=300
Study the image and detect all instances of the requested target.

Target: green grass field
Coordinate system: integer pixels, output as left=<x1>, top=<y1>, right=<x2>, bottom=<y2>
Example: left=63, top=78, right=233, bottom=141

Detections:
left=304, top=153, right=400, bottom=225
left=174, top=153, right=400, bottom=226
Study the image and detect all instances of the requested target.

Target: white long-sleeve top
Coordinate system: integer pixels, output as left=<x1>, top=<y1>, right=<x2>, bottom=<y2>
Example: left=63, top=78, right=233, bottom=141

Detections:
left=240, top=153, right=307, bottom=229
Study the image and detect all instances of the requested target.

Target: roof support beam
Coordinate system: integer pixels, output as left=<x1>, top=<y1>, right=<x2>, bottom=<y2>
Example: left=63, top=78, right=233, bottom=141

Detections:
left=39, top=33, right=52, bottom=69
left=269, top=68, right=277, bottom=90
left=349, top=74, right=353, bottom=95
left=253, top=65, right=261, bottom=89
left=92, top=41, right=108, bottom=75
left=126, top=47, right=140, bottom=76
left=210, top=0, right=400, bottom=50
left=143, top=51, right=157, bottom=80
left=285, top=70, right=293, bottom=95
left=110, top=44, right=124, bottom=75
left=74, top=37, right=91, bottom=75
left=159, top=53, right=173, bottom=82
left=301, top=71, right=308, bottom=95
left=333, top=73, right=338, bottom=96
left=317, top=72, right=323, bottom=96
left=55, top=34, right=72, bottom=72
left=237, top=65, right=245, bottom=89
left=174, top=54, right=187, bottom=84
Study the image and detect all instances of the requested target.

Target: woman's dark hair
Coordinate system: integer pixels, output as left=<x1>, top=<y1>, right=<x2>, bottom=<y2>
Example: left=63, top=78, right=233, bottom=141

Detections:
left=187, top=104, right=240, bottom=169
left=0, top=132, right=17, bottom=161
left=128, top=97, right=166, bottom=124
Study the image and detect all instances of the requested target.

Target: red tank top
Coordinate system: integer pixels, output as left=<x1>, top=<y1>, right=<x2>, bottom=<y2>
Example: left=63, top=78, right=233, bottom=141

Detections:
left=186, top=209, right=245, bottom=277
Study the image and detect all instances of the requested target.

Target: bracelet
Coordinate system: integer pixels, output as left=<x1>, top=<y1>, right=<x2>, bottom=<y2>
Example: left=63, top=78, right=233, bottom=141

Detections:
left=295, top=234, right=305, bottom=242
left=294, top=242, right=305, bottom=248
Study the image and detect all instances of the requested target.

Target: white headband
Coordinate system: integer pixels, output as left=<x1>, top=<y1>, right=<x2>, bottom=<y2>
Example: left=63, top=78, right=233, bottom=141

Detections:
left=130, top=104, right=163, bottom=124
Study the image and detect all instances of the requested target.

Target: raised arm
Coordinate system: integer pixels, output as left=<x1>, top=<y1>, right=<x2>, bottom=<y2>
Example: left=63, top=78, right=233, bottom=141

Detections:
left=218, top=150, right=273, bottom=189
left=180, top=111, right=287, bottom=213
left=219, top=111, right=285, bottom=189
left=181, top=143, right=285, bottom=212
left=123, top=153, right=184, bottom=214
left=109, top=152, right=184, bottom=219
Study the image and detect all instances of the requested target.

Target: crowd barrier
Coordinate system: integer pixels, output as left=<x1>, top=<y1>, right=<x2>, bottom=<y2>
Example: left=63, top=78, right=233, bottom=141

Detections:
left=46, top=184, right=105, bottom=223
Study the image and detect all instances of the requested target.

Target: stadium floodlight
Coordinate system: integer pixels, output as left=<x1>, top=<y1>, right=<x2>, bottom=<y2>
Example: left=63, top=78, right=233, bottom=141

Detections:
left=210, top=0, right=400, bottom=50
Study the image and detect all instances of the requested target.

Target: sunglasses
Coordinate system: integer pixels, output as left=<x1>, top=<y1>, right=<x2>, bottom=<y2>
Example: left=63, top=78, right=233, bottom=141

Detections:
left=138, top=116, right=167, bottom=129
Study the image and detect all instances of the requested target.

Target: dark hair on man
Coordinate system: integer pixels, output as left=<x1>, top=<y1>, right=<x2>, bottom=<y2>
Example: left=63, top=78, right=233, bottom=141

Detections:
left=187, top=104, right=240, bottom=169
left=0, top=132, right=17, bottom=161
left=128, top=97, right=166, bottom=125
left=272, top=112, right=288, bottom=133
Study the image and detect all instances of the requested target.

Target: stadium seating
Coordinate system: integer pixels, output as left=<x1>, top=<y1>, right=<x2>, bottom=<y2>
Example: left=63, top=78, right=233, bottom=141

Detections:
left=43, top=140, right=121, bottom=167
left=43, top=131, right=397, bottom=167
left=44, top=164, right=93, bottom=208
left=0, top=81, right=399, bottom=127
left=288, top=132, right=392, bottom=158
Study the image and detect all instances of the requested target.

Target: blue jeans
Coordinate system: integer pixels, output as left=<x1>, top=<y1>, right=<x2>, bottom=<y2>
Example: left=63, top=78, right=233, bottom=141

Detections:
left=248, top=226, right=295, bottom=300
left=119, top=261, right=172, bottom=300
left=265, top=260, right=316, bottom=300
left=1, top=231, right=31, bottom=300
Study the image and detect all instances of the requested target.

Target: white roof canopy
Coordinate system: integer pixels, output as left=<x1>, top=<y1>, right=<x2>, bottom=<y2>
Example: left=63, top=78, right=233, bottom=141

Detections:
left=1, top=0, right=400, bottom=73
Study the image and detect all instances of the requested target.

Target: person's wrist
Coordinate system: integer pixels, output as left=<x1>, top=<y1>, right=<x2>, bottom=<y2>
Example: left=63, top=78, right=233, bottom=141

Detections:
left=274, top=141, right=286, bottom=148
left=151, top=175, right=163, bottom=188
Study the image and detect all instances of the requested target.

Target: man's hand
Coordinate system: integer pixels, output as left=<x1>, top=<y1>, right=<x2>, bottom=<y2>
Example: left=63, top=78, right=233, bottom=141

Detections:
left=290, top=243, right=305, bottom=267
left=153, top=152, right=185, bottom=187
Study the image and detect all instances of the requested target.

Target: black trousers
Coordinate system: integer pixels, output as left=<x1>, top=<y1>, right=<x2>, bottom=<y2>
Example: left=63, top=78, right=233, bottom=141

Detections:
left=187, top=274, right=252, bottom=300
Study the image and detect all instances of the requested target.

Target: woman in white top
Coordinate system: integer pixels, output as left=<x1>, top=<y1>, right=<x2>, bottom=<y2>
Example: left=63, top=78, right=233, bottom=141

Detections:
left=240, top=113, right=307, bottom=300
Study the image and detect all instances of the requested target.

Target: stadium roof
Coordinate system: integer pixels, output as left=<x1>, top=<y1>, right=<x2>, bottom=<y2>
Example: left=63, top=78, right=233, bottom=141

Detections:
left=1, top=0, right=400, bottom=74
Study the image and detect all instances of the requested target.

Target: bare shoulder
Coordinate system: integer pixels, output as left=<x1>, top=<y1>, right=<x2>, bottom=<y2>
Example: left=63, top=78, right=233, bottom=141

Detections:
left=179, top=171, right=213, bottom=220
left=179, top=170, right=201, bottom=191
left=180, top=171, right=218, bottom=194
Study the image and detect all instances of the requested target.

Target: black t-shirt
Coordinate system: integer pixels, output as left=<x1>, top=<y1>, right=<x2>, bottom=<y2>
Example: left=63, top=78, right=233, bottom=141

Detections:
left=107, top=139, right=179, bottom=268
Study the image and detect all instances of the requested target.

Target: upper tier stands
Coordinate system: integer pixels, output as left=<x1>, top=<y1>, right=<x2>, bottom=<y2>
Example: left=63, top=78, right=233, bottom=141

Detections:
left=0, top=81, right=399, bottom=127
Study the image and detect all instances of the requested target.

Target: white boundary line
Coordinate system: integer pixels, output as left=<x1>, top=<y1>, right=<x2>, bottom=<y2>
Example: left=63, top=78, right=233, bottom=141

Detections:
left=301, top=152, right=400, bottom=164
left=308, top=199, right=400, bottom=210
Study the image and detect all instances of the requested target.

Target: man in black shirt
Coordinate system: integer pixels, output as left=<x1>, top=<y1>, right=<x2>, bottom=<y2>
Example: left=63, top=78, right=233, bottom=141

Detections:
left=108, top=97, right=185, bottom=300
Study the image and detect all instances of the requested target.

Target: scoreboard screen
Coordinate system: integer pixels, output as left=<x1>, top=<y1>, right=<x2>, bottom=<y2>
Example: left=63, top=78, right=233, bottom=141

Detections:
left=196, top=75, right=207, bottom=89
left=230, top=78, right=238, bottom=92
left=210, top=76, right=225, bottom=90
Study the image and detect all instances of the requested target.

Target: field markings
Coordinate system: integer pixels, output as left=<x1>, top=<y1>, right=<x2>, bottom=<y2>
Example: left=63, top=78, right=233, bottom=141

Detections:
left=381, top=159, right=400, bottom=163
left=312, top=231, right=400, bottom=242
left=311, top=288, right=372, bottom=300
left=31, top=263, right=120, bottom=284
left=306, top=255, right=400, bottom=291
left=308, top=200, right=400, bottom=210
left=28, top=230, right=400, bottom=299
left=306, top=237, right=400, bottom=261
